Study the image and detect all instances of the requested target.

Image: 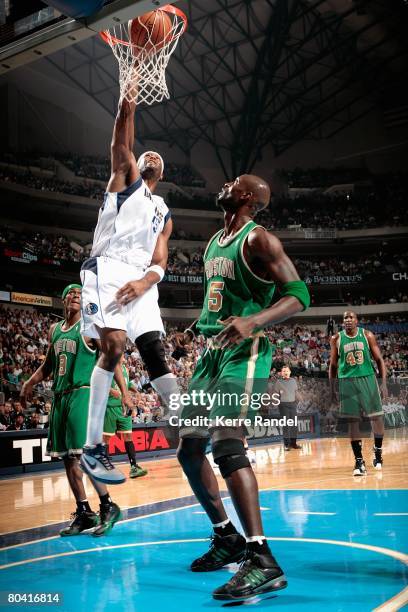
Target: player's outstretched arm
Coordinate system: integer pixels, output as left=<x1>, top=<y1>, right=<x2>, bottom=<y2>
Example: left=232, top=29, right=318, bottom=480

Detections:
left=215, top=229, right=310, bottom=348
left=116, top=218, right=173, bottom=306
left=365, top=330, right=388, bottom=400
left=107, top=97, right=139, bottom=193
left=20, top=323, right=56, bottom=408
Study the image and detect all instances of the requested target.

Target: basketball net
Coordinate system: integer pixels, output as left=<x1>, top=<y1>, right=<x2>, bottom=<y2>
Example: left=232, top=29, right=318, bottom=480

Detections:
left=100, top=5, right=187, bottom=106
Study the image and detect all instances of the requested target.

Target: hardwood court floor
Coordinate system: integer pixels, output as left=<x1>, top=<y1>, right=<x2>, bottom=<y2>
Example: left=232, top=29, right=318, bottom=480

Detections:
left=1, top=433, right=407, bottom=535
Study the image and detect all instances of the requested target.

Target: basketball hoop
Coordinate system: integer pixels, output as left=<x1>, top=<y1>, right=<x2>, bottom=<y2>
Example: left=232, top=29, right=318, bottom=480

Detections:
left=100, top=4, right=187, bottom=106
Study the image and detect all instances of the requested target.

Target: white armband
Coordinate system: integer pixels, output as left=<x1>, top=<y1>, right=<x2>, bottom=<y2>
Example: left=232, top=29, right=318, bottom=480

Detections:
left=184, top=319, right=199, bottom=338
left=145, top=265, right=165, bottom=283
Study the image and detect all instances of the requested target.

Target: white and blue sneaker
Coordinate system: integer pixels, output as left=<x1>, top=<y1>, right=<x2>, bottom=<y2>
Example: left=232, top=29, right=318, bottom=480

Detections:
left=80, top=444, right=126, bottom=484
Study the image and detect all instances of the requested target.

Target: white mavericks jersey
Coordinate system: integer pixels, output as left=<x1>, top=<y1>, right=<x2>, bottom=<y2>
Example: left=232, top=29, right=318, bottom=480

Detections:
left=90, top=176, right=170, bottom=268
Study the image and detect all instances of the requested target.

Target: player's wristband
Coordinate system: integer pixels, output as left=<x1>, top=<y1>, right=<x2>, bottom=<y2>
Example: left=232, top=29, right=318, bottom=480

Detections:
left=145, top=265, right=165, bottom=283
left=280, top=280, right=310, bottom=311
left=184, top=319, right=199, bottom=338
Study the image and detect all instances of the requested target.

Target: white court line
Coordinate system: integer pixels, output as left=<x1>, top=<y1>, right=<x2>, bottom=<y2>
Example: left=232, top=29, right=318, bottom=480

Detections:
left=374, top=513, right=408, bottom=516
left=1, top=535, right=407, bottom=569
left=289, top=511, right=336, bottom=516
left=374, top=586, right=408, bottom=612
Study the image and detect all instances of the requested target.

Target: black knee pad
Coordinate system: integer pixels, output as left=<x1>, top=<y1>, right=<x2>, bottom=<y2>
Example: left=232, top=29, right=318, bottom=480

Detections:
left=177, top=438, right=208, bottom=468
left=135, top=331, right=170, bottom=380
left=212, top=439, right=250, bottom=478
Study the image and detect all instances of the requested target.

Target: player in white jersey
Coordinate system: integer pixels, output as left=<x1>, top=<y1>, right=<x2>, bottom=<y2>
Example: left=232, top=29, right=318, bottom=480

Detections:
left=80, top=93, right=179, bottom=484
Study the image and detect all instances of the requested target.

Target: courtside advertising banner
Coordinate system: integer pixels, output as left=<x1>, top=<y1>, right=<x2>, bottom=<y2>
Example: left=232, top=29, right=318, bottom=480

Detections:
left=11, top=292, right=53, bottom=307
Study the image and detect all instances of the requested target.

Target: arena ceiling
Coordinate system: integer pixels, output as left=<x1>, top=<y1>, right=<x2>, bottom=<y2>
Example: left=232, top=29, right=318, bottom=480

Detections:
left=2, top=0, right=408, bottom=177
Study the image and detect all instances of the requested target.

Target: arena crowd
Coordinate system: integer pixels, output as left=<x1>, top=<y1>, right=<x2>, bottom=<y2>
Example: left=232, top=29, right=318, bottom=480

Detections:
left=1, top=155, right=408, bottom=230
left=0, top=305, right=406, bottom=431
left=1, top=227, right=406, bottom=280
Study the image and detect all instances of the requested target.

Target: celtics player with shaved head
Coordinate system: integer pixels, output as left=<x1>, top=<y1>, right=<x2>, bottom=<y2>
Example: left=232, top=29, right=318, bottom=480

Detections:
left=21, top=285, right=124, bottom=537
left=176, top=174, right=310, bottom=601
left=329, top=311, right=387, bottom=476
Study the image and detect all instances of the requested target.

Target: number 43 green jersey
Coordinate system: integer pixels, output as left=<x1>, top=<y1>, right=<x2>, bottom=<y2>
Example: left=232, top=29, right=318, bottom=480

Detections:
left=337, top=327, right=375, bottom=378
left=197, top=221, right=276, bottom=338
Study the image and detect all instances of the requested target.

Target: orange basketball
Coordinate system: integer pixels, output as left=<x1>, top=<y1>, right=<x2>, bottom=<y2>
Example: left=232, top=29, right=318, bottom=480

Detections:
left=128, top=9, right=173, bottom=55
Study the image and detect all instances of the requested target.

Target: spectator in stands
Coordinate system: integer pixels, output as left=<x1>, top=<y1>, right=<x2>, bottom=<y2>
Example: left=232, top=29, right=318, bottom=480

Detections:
left=27, top=413, right=41, bottom=429
left=0, top=402, right=12, bottom=430
left=10, top=400, right=24, bottom=422
left=7, top=413, right=26, bottom=431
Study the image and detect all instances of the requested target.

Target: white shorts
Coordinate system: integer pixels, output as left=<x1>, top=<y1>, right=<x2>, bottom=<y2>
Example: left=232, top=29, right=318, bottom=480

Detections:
left=80, top=256, right=164, bottom=342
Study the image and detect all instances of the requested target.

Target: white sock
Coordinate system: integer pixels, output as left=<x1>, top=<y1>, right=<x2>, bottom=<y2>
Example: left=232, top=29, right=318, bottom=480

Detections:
left=213, top=518, right=231, bottom=529
left=85, top=366, right=114, bottom=446
left=151, top=373, right=180, bottom=413
left=246, top=535, right=266, bottom=545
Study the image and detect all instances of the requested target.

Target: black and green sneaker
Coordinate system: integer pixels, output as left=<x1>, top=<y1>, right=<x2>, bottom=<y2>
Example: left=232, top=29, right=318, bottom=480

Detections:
left=129, top=464, right=148, bottom=478
left=191, top=533, right=246, bottom=572
left=212, top=549, right=287, bottom=600
left=59, top=510, right=99, bottom=537
left=92, top=502, right=122, bottom=537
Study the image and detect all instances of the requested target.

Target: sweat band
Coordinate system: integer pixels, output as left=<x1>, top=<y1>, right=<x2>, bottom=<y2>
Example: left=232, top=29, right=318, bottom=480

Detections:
left=145, top=265, right=165, bottom=283
left=61, top=284, right=82, bottom=300
left=280, top=280, right=310, bottom=311
left=137, top=151, right=164, bottom=175
left=184, top=319, right=199, bottom=339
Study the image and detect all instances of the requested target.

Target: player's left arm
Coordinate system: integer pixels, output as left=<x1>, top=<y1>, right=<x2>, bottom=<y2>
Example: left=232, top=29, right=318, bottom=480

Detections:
left=215, top=229, right=310, bottom=347
left=116, top=217, right=173, bottom=306
left=20, top=324, right=56, bottom=408
left=365, top=330, right=388, bottom=400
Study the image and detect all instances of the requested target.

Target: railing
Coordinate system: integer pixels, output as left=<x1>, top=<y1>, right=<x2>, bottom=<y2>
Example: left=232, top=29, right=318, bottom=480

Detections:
left=303, top=228, right=338, bottom=239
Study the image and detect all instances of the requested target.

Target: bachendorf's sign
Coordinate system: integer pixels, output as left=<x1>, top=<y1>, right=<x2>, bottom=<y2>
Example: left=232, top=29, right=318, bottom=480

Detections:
left=304, top=274, right=363, bottom=285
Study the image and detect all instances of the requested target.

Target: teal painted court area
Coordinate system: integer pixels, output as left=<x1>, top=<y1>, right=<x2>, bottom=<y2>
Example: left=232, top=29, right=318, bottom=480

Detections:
left=0, top=489, right=407, bottom=611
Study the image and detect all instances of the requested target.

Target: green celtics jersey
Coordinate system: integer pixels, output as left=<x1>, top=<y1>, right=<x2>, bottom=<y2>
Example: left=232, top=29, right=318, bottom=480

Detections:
left=197, top=221, right=276, bottom=337
left=337, top=327, right=375, bottom=378
left=51, top=320, right=97, bottom=393
left=108, top=364, right=130, bottom=408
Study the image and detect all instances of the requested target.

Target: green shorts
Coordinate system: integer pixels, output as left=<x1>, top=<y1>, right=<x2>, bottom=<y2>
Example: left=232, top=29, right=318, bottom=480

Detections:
left=103, top=401, right=132, bottom=436
left=179, top=335, right=272, bottom=438
left=47, top=387, right=90, bottom=457
left=338, top=375, right=383, bottom=418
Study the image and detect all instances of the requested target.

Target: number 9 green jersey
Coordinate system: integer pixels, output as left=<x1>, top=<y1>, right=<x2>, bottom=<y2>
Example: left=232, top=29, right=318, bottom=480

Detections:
left=51, top=320, right=97, bottom=393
